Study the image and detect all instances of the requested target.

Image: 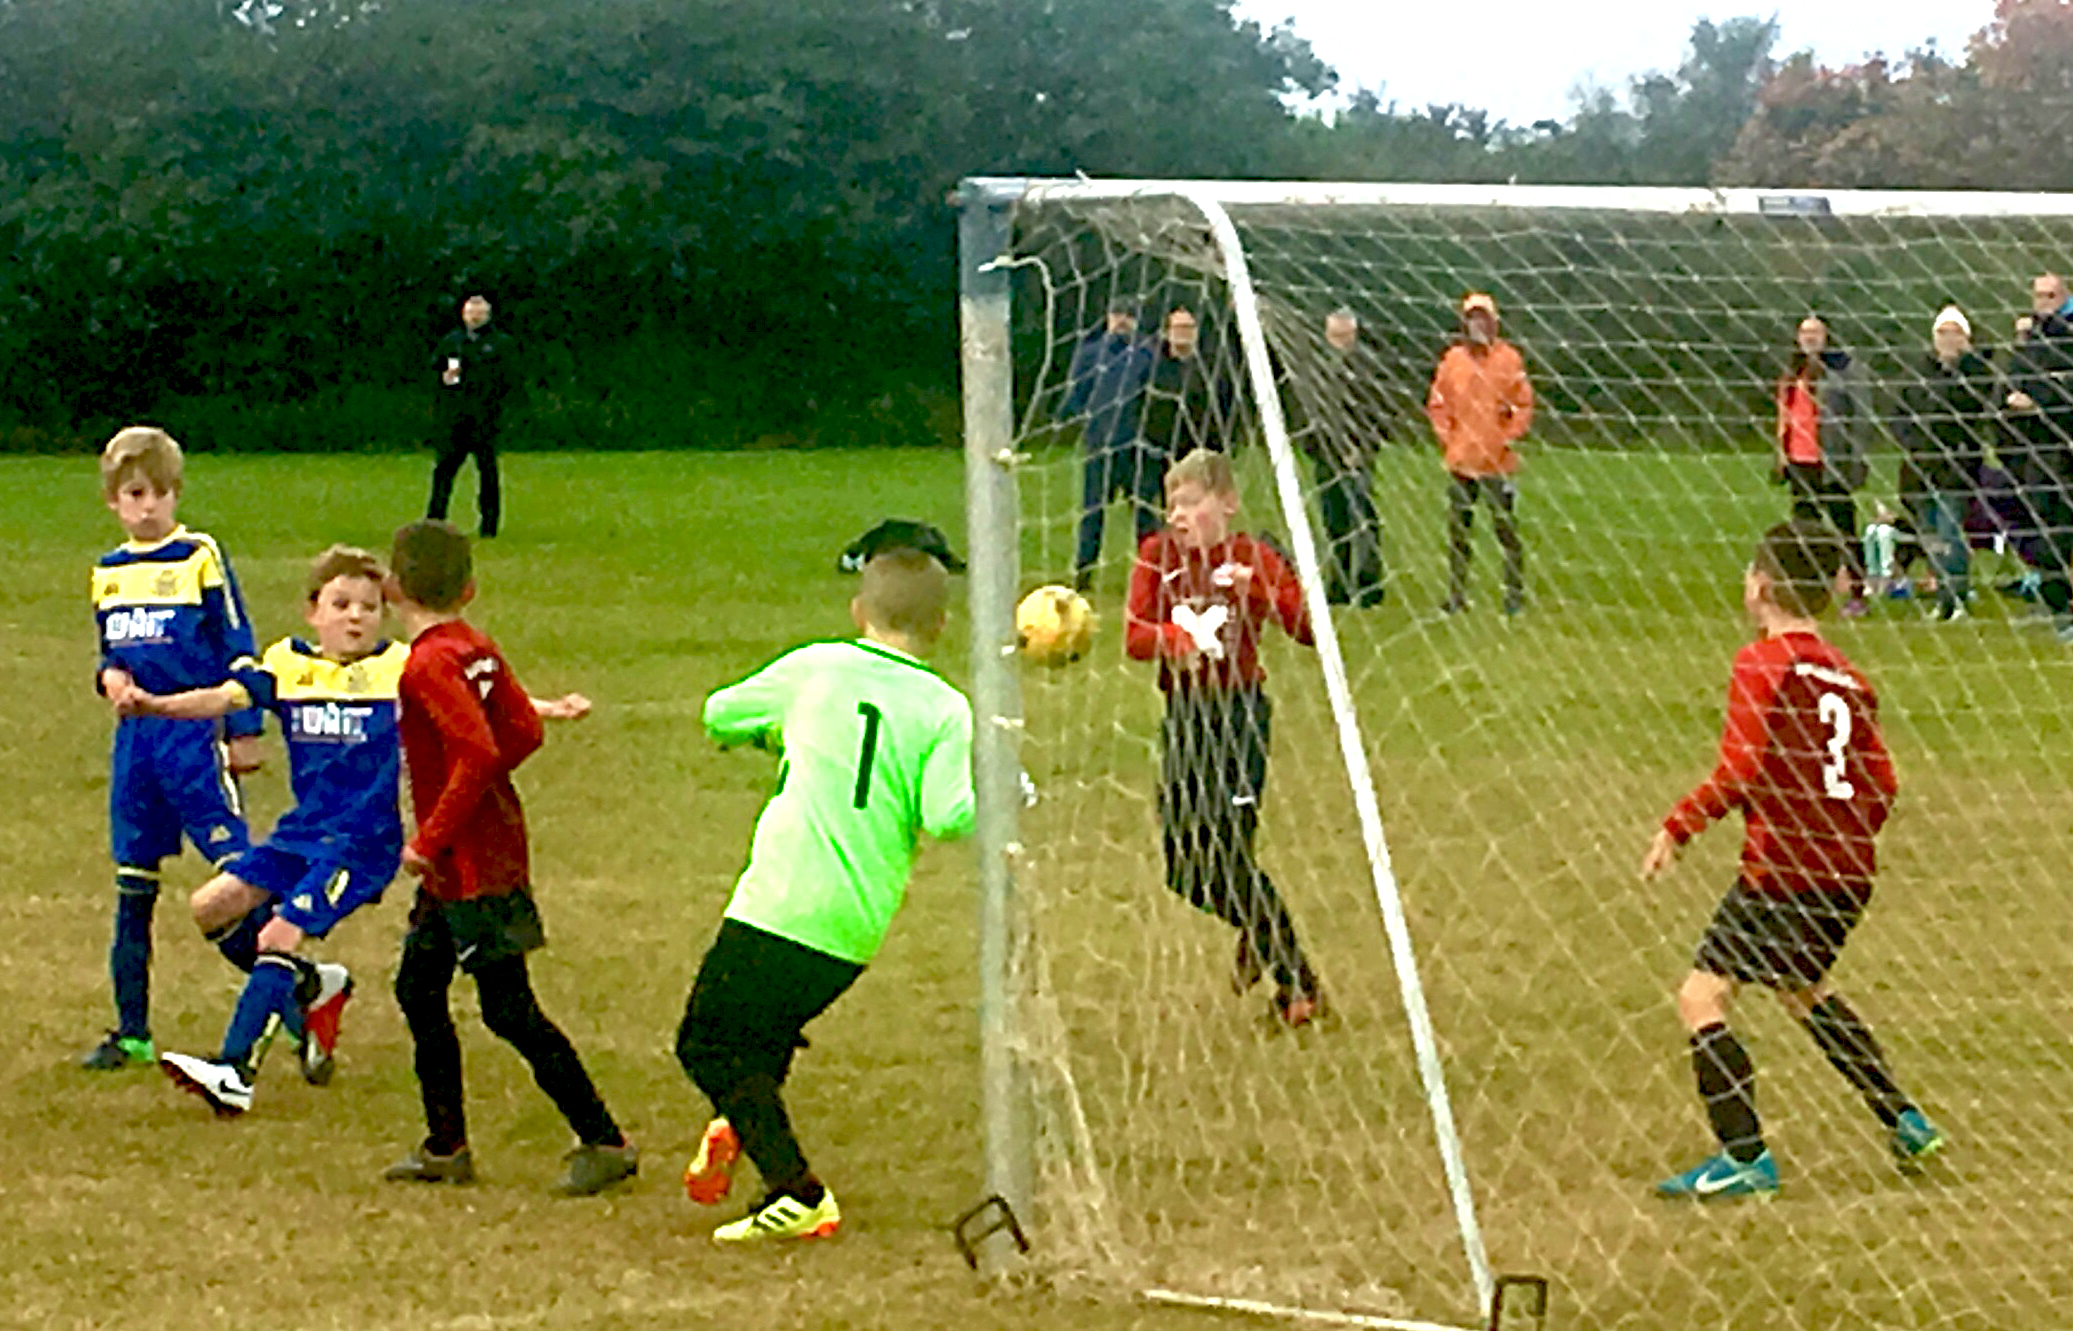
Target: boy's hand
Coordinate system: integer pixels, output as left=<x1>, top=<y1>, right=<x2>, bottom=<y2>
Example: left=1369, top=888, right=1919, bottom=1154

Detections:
left=402, top=845, right=432, bottom=877
left=100, top=668, right=136, bottom=712
left=535, top=692, right=592, bottom=721
left=2009, top=389, right=2038, bottom=413
left=1639, top=828, right=1680, bottom=880
left=225, top=735, right=265, bottom=775
left=1211, top=562, right=1254, bottom=599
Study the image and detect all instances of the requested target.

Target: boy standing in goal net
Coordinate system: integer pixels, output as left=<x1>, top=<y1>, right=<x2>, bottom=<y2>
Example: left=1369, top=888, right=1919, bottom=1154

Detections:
left=1124, top=448, right=1323, bottom=1027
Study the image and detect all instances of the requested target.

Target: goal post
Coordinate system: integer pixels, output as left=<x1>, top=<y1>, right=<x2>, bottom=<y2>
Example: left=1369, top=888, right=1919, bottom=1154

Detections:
left=959, top=176, right=2073, bottom=1331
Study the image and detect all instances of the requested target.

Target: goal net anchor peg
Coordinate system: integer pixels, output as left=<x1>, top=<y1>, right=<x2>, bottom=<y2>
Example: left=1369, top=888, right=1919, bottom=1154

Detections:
left=1487, top=1275, right=1549, bottom=1331
left=952, top=1194, right=1031, bottom=1272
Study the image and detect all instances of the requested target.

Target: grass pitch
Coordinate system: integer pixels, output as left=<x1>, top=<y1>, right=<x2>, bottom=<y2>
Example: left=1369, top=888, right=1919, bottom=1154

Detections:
left=3, top=447, right=2072, bottom=1331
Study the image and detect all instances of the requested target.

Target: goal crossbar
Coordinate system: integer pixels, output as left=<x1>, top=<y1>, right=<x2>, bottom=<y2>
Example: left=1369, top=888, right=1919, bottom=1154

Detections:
left=963, top=176, right=2073, bottom=220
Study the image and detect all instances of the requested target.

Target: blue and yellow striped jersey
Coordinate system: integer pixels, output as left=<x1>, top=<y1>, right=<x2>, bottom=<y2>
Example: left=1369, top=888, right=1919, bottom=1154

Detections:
left=94, top=525, right=262, bottom=737
left=233, top=638, right=406, bottom=862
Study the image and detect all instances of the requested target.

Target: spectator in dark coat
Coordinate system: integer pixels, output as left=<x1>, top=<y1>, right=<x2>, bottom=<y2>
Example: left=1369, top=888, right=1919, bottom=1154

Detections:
left=1895, top=306, right=1996, bottom=621
left=1142, top=307, right=1242, bottom=460
left=1063, top=298, right=1158, bottom=590
left=2005, top=274, right=2073, bottom=641
left=427, top=295, right=519, bottom=538
left=1284, top=309, right=1387, bottom=606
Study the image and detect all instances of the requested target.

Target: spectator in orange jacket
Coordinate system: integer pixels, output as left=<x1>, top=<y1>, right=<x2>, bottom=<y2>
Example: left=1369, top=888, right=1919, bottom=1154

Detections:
left=1426, top=292, right=1534, bottom=614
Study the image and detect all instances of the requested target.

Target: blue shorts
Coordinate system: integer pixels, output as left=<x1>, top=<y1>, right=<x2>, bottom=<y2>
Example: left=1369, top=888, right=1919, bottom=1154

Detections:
left=110, top=716, right=250, bottom=869
left=228, top=843, right=396, bottom=939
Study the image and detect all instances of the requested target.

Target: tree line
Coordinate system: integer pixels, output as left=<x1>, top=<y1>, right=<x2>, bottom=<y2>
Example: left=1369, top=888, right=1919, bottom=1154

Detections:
left=3, top=0, right=2071, bottom=451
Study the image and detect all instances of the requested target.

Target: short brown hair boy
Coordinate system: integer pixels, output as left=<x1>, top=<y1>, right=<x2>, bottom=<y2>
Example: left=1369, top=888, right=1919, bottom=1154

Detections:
left=306, top=545, right=387, bottom=603
left=1753, top=519, right=1842, bottom=618
left=100, top=427, right=184, bottom=498
left=390, top=520, right=472, bottom=611
left=855, top=549, right=950, bottom=643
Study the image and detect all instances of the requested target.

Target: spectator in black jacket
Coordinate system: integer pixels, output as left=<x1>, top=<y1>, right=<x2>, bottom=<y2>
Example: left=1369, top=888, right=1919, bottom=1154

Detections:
left=1142, top=307, right=1242, bottom=460
left=427, top=295, right=519, bottom=538
left=2006, top=274, right=2073, bottom=641
left=1896, top=306, right=1995, bottom=622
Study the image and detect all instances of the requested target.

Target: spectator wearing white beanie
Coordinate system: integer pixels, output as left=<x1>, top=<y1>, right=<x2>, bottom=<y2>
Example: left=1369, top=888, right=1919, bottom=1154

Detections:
left=1897, top=304, right=1995, bottom=620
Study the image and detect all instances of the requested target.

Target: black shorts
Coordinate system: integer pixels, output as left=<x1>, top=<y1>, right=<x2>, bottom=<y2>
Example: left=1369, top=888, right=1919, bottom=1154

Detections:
left=1692, top=880, right=1869, bottom=989
left=408, top=887, right=546, bottom=974
left=679, top=919, right=863, bottom=1078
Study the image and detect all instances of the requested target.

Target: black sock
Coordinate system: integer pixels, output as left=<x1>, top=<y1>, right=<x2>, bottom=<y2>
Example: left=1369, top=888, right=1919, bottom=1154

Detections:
left=1803, top=995, right=1912, bottom=1128
left=204, top=907, right=266, bottom=973
left=1691, top=1023, right=1765, bottom=1163
left=784, top=1175, right=826, bottom=1207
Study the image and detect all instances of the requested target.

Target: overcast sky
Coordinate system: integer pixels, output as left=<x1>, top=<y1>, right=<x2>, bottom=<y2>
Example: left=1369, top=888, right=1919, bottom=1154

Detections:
left=1233, top=1, right=1998, bottom=127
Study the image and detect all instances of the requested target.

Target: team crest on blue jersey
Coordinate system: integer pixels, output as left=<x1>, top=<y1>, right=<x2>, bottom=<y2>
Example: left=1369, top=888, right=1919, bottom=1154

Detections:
left=154, top=569, right=180, bottom=597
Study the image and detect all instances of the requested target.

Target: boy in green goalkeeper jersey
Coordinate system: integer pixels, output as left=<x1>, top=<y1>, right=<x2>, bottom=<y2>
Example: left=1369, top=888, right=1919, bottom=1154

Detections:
left=678, top=546, right=976, bottom=1244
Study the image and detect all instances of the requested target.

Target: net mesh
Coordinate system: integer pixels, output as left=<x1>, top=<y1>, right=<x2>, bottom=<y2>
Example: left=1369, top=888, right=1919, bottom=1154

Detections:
left=983, top=187, right=2073, bottom=1330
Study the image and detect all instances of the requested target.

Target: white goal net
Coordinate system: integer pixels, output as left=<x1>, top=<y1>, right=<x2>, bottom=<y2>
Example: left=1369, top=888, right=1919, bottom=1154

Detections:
left=961, top=181, right=2073, bottom=1331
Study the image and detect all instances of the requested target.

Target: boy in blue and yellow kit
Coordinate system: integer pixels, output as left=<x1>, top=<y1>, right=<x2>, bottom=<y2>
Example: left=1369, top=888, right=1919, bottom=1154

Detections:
left=85, top=428, right=262, bottom=1070
left=118, top=546, right=400, bottom=1114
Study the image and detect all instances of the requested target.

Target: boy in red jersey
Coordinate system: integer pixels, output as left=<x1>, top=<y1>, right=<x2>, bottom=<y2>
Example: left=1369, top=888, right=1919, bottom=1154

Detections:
left=1126, top=449, right=1322, bottom=1027
left=1643, top=519, right=1943, bottom=1201
left=380, top=519, right=637, bottom=1197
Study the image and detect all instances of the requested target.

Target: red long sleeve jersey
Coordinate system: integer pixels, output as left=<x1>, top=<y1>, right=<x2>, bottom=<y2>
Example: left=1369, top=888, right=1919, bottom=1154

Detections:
left=1125, top=532, right=1314, bottom=692
left=400, top=620, right=545, bottom=902
left=1664, top=632, right=1898, bottom=895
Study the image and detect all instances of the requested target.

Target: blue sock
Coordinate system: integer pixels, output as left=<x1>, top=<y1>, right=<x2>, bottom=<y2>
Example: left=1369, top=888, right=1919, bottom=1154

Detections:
left=111, top=870, right=159, bottom=1040
left=207, top=907, right=267, bottom=973
left=220, top=953, right=305, bottom=1071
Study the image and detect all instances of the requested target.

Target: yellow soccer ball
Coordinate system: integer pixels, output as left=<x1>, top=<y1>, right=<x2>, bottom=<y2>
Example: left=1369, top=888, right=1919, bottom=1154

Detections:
left=1016, top=585, right=1097, bottom=667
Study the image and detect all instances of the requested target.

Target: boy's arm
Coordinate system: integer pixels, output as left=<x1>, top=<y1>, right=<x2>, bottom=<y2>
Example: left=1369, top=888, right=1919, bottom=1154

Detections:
left=406, top=653, right=506, bottom=863
left=1124, top=543, right=1195, bottom=663
left=125, top=652, right=278, bottom=722
left=1247, top=543, right=1315, bottom=647
left=199, top=544, right=266, bottom=743
left=1662, top=655, right=1780, bottom=845
left=919, top=704, right=977, bottom=843
left=124, top=680, right=253, bottom=721
left=703, top=651, right=797, bottom=751
left=490, top=664, right=546, bottom=769
left=532, top=692, right=592, bottom=721
left=91, top=568, right=121, bottom=694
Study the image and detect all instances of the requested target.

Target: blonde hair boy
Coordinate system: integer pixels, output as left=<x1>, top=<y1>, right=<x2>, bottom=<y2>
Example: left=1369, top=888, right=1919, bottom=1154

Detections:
left=100, top=427, right=184, bottom=499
